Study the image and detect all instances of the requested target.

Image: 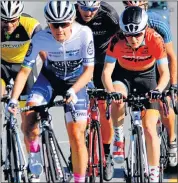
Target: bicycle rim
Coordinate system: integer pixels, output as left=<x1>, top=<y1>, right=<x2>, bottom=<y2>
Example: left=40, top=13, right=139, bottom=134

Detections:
left=89, top=121, right=103, bottom=183
left=134, top=126, right=145, bottom=183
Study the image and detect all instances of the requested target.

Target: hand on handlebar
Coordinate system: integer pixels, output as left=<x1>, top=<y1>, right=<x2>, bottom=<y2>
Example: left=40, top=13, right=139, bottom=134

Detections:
left=170, top=84, right=178, bottom=93
left=147, top=89, right=162, bottom=102
left=107, top=92, right=123, bottom=104
left=65, top=88, right=78, bottom=104
left=6, top=99, right=18, bottom=117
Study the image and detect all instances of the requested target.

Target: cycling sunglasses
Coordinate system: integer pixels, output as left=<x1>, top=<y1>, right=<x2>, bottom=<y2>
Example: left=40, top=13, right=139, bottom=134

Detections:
left=80, top=6, right=99, bottom=12
left=123, top=31, right=144, bottom=38
left=50, top=22, right=71, bottom=29
left=1, top=18, right=19, bottom=23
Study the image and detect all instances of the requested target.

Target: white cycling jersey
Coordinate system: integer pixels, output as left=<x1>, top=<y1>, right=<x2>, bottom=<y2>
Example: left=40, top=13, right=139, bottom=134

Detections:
left=22, top=22, right=95, bottom=80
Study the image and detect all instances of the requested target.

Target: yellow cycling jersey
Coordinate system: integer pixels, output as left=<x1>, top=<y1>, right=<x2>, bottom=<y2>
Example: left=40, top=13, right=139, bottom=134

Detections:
left=1, top=14, right=41, bottom=64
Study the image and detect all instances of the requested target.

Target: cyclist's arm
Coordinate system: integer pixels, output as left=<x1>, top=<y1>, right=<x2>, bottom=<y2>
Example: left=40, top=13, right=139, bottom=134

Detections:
left=156, top=58, right=170, bottom=92
left=102, top=54, right=116, bottom=92
left=165, top=42, right=177, bottom=84
left=72, top=65, right=94, bottom=93
left=11, top=37, right=40, bottom=101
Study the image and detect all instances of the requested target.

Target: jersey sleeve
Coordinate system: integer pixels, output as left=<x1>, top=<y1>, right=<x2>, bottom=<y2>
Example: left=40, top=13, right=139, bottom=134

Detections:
left=150, top=31, right=167, bottom=60
left=21, top=34, right=41, bottom=69
left=105, top=37, right=118, bottom=63
left=81, top=26, right=95, bottom=66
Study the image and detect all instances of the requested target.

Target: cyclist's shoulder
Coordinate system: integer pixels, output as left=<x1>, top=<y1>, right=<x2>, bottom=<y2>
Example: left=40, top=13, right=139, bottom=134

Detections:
left=147, top=11, right=169, bottom=26
left=19, top=13, right=41, bottom=37
left=99, top=2, right=119, bottom=23
left=73, top=22, right=93, bottom=36
left=20, top=13, right=40, bottom=27
left=145, top=28, right=165, bottom=52
left=145, top=27, right=163, bottom=41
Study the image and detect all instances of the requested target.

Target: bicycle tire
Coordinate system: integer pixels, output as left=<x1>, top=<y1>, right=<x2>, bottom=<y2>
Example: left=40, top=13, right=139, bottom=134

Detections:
left=12, top=132, right=22, bottom=183
left=134, top=125, right=145, bottom=183
left=6, top=127, right=19, bottom=183
left=42, top=139, right=51, bottom=183
left=159, top=125, right=168, bottom=183
left=43, top=129, right=56, bottom=182
left=89, top=121, right=103, bottom=183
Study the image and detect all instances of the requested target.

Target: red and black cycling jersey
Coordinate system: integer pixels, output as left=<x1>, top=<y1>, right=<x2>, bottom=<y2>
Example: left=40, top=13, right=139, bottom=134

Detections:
left=75, top=1, right=120, bottom=64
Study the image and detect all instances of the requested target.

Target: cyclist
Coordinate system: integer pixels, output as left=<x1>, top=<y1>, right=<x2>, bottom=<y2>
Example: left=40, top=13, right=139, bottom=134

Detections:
left=1, top=1, right=46, bottom=99
left=102, top=6, right=170, bottom=182
left=7, top=1, right=94, bottom=182
left=75, top=1, right=120, bottom=180
left=121, top=0, right=177, bottom=167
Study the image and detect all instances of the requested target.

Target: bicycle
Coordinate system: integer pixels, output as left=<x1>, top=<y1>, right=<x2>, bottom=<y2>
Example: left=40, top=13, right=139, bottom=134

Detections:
left=85, top=88, right=109, bottom=183
left=157, top=89, right=178, bottom=182
left=1, top=79, right=27, bottom=183
left=106, top=89, right=171, bottom=183
left=20, top=99, right=73, bottom=183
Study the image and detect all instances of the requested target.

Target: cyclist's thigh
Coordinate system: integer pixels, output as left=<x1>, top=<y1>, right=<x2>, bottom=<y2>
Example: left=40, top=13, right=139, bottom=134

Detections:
left=133, top=66, right=158, bottom=110
left=27, top=73, right=54, bottom=106
left=112, top=63, right=130, bottom=97
left=65, top=86, right=88, bottom=123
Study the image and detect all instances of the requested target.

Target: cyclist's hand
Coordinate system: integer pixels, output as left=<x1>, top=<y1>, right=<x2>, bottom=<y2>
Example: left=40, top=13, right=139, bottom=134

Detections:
left=170, top=84, right=178, bottom=93
left=6, top=99, right=18, bottom=117
left=170, top=84, right=177, bottom=100
left=148, top=89, right=162, bottom=102
left=108, top=92, right=123, bottom=104
left=65, top=88, right=78, bottom=104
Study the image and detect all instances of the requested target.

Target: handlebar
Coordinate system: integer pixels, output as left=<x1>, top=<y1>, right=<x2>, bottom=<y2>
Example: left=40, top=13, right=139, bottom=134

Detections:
left=20, top=99, right=77, bottom=122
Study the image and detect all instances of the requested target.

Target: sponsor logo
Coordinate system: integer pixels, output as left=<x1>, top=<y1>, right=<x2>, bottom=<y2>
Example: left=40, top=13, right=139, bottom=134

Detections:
left=26, top=43, right=33, bottom=57
left=1, top=43, right=25, bottom=48
left=15, top=34, right=20, bottom=38
left=93, top=22, right=102, bottom=26
left=66, top=49, right=80, bottom=56
left=93, top=30, right=107, bottom=35
left=75, top=111, right=87, bottom=117
left=87, top=41, right=94, bottom=55
left=122, top=55, right=152, bottom=62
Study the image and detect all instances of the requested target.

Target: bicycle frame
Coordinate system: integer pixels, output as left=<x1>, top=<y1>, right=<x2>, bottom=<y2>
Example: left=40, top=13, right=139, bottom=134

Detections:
left=41, top=112, right=73, bottom=182
left=87, top=98, right=106, bottom=177
left=3, top=116, right=27, bottom=182
left=1, top=80, right=27, bottom=182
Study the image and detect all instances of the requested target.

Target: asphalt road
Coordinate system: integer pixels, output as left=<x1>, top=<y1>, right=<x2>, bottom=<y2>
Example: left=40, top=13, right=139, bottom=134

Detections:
left=1, top=1, right=177, bottom=182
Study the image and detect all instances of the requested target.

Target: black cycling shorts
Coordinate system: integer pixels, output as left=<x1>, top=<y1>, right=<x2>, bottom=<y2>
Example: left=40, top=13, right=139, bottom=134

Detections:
left=1, top=59, right=35, bottom=97
left=112, top=62, right=159, bottom=110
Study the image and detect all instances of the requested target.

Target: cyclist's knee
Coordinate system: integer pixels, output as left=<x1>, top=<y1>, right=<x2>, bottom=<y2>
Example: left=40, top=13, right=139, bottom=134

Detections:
left=21, top=110, right=39, bottom=138
left=67, top=122, right=86, bottom=149
left=142, top=109, right=159, bottom=138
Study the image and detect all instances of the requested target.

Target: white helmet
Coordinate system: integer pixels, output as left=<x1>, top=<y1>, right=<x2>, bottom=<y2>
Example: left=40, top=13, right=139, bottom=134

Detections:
left=1, top=1, right=24, bottom=20
left=44, top=1, right=76, bottom=23
left=119, top=6, right=148, bottom=34
left=77, top=1, right=100, bottom=7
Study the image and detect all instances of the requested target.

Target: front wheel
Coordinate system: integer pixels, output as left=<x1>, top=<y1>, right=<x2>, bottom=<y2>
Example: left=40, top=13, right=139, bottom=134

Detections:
left=87, top=121, right=103, bottom=183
